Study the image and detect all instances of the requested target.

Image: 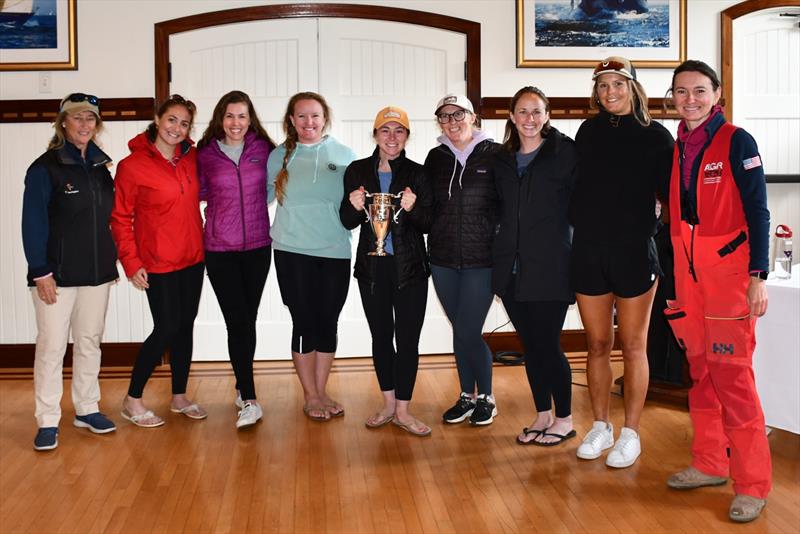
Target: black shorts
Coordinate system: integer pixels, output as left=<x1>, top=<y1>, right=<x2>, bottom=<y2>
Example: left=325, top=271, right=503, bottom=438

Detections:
left=570, top=236, right=662, bottom=298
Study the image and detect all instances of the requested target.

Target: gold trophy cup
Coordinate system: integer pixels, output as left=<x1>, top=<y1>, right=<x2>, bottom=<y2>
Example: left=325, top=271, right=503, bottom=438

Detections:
left=365, top=191, right=402, bottom=256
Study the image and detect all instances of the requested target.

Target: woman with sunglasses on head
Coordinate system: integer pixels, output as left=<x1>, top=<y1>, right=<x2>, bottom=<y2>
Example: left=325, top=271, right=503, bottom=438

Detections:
left=569, top=57, right=674, bottom=467
left=267, top=92, right=356, bottom=422
left=197, top=91, right=276, bottom=430
left=22, top=93, right=118, bottom=451
left=663, top=60, right=771, bottom=523
left=340, top=107, right=434, bottom=436
left=492, top=87, right=578, bottom=446
left=424, top=94, right=500, bottom=426
left=111, top=94, right=205, bottom=428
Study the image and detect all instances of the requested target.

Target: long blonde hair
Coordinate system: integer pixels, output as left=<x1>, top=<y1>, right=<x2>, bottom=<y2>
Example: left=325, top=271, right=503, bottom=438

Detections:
left=274, top=92, right=331, bottom=205
left=589, top=78, right=652, bottom=127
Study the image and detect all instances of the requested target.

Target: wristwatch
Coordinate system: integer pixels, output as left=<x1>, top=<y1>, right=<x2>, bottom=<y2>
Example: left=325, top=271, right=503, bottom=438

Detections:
left=751, top=271, right=768, bottom=280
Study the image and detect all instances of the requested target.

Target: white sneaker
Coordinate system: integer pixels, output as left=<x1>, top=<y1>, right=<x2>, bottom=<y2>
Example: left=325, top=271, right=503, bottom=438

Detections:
left=576, top=421, right=614, bottom=460
left=234, top=391, right=244, bottom=409
left=236, top=402, right=262, bottom=429
left=605, top=427, right=641, bottom=468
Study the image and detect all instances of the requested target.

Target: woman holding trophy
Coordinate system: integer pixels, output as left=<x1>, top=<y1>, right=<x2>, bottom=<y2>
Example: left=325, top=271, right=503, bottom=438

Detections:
left=340, top=107, right=434, bottom=436
left=267, top=92, right=356, bottom=422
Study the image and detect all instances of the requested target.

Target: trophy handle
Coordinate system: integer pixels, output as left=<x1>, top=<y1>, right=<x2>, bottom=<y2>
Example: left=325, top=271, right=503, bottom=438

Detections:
left=392, top=191, right=403, bottom=223
left=363, top=190, right=373, bottom=222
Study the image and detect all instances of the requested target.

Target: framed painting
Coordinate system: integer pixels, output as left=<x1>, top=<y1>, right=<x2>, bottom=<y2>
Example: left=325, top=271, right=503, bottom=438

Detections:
left=0, top=0, right=77, bottom=71
left=516, top=0, right=686, bottom=68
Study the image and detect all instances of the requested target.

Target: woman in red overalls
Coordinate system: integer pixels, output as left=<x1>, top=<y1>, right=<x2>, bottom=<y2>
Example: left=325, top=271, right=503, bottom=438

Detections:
left=664, top=60, right=771, bottom=523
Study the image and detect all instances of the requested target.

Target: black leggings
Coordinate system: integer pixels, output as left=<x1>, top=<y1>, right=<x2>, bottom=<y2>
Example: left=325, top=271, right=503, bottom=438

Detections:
left=358, top=256, right=428, bottom=401
left=501, top=278, right=572, bottom=417
left=128, top=262, right=204, bottom=398
left=205, top=246, right=271, bottom=400
left=274, top=250, right=350, bottom=354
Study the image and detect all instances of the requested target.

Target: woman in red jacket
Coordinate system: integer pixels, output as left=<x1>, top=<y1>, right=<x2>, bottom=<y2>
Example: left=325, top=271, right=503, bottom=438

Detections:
left=111, top=95, right=205, bottom=428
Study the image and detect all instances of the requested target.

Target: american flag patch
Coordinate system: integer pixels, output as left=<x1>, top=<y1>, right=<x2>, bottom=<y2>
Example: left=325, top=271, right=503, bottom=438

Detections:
left=743, top=156, right=762, bottom=170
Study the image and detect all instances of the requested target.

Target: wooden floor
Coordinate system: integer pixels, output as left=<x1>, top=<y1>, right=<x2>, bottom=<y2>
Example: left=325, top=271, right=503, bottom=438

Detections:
left=1, top=357, right=798, bottom=534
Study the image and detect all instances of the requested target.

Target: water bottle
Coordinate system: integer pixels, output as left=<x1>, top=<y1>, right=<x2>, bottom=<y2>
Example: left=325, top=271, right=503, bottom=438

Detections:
left=774, top=224, right=793, bottom=280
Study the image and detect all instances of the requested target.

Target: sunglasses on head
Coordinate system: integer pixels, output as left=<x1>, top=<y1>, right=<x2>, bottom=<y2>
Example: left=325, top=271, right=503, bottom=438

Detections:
left=60, top=93, right=99, bottom=109
left=594, top=60, right=627, bottom=75
left=168, top=94, right=196, bottom=112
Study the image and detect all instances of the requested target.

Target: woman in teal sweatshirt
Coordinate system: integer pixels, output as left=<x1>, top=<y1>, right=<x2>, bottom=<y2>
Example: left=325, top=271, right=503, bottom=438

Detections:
left=267, top=92, right=356, bottom=421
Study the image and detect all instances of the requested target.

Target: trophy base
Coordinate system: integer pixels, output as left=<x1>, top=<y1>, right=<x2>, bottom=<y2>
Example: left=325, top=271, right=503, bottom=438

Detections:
left=368, top=251, right=388, bottom=256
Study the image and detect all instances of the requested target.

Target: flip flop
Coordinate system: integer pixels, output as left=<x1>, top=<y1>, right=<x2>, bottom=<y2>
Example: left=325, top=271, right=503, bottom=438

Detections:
left=120, top=409, right=164, bottom=428
left=303, top=405, right=330, bottom=422
left=516, top=427, right=545, bottom=445
left=170, top=404, right=208, bottom=420
left=532, top=429, right=577, bottom=447
left=393, top=418, right=432, bottom=437
left=365, top=413, right=394, bottom=428
left=326, top=404, right=345, bottom=418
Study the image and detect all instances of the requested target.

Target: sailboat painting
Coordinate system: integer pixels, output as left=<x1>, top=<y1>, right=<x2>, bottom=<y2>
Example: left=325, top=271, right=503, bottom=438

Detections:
left=0, top=0, right=76, bottom=70
left=516, top=0, right=686, bottom=68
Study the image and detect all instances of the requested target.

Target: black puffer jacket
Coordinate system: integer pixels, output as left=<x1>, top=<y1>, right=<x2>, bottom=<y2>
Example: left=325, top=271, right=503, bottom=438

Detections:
left=424, top=139, right=499, bottom=268
left=340, top=148, right=432, bottom=288
left=492, top=128, right=577, bottom=303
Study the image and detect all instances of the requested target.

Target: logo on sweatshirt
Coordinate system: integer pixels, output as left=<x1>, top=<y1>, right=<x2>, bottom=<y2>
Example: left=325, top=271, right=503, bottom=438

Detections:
left=703, top=161, right=723, bottom=184
left=64, top=183, right=80, bottom=194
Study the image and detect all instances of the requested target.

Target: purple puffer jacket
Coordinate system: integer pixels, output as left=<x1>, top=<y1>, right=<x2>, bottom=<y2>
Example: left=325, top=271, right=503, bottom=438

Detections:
left=198, top=131, right=272, bottom=252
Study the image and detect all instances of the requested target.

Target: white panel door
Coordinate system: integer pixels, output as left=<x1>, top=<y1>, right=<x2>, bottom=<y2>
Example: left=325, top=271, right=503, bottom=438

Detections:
left=317, top=18, right=468, bottom=357
left=318, top=18, right=466, bottom=163
left=733, top=8, right=800, bottom=175
left=167, top=17, right=469, bottom=360
left=169, top=19, right=318, bottom=360
left=169, top=19, right=319, bottom=141
left=733, top=8, right=800, bottom=268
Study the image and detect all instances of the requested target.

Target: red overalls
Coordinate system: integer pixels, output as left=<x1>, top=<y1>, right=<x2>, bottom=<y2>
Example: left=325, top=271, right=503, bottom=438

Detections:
left=666, top=123, right=771, bottom=499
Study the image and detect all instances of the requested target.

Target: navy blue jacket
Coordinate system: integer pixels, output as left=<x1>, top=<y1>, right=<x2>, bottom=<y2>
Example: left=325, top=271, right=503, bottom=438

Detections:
left=22, top=141, right=118, bottom=286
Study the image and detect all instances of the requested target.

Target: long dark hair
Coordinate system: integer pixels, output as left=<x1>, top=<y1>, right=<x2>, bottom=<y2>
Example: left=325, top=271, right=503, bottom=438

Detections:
left=502, top=86, right=552, bottom=153
left=274, top=91, right=332, bottom=205
left=197, top=90, right=275, bottom=149
left=146, top=94, right=196, bottom=142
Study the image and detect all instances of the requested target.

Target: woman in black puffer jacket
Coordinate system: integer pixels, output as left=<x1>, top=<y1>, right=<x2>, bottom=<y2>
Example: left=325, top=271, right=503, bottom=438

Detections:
left=424, top=94, right=500, bottom=426
left=340, top=106, right=433, bottom=436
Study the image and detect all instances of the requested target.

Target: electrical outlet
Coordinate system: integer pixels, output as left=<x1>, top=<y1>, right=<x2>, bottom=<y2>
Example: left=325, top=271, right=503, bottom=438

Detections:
left=39, top=72, right=52, bottom=94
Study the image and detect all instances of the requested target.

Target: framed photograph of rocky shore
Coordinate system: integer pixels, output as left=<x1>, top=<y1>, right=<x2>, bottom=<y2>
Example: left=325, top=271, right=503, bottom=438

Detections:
left=0, top=0, right=77, bottom=71
left=516, top=0, right=686, bottom=68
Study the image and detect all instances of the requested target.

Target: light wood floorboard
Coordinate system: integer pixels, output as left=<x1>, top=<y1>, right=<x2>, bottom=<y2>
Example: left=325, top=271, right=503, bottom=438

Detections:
left=0, top=357, right=797, bottom=533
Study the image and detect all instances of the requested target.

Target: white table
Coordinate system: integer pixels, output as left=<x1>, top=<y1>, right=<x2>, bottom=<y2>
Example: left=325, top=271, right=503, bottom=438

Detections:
left=753, top=264, right=800, bottom=434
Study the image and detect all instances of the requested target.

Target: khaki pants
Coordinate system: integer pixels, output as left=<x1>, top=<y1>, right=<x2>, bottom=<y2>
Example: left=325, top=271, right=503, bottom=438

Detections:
left=32, top=282, right=112, bottom=428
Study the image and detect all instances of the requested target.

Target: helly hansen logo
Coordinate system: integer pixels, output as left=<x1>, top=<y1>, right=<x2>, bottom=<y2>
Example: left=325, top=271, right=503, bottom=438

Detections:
left=703, top=161, right=724, bottom=184
left=712, top=342, right=734, bottom=355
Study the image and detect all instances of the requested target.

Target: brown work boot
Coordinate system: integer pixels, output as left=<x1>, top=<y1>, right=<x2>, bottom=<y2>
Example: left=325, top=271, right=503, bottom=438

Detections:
left=667, top=466, right=728, bottom=489
left=729, top=494, right=767, bottom=523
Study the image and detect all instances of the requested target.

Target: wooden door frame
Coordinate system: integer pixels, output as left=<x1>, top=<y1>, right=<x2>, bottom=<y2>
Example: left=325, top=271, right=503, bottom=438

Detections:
left=721, top=0, right=800, bottom=121
left=154, top=3, right=481, bottom=111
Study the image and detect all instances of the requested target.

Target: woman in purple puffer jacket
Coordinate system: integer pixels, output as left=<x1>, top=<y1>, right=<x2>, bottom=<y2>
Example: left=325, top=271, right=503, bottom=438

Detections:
left=197, top=90, right=276, bottom=430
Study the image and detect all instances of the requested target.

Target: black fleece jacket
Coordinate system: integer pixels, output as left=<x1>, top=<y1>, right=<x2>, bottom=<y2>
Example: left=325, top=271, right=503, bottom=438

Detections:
left=492, top=128, right=578, bottom=303
left=339, top=148, right=432, bottom=288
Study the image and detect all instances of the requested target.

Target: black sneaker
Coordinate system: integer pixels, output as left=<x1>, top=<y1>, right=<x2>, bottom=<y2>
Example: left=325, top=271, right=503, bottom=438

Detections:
left=469, top=394, right=497, bottom=426
left=442, top=393, right=475, bottom=423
